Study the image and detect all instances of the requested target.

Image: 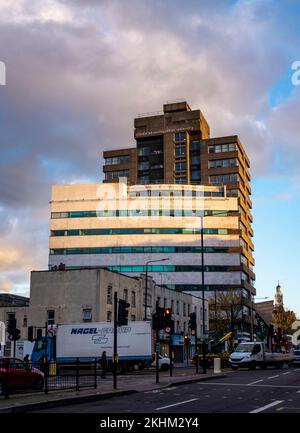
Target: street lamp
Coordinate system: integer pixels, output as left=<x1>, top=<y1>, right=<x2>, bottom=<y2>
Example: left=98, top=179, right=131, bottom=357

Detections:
left=144, top=258, right=169, bottom=321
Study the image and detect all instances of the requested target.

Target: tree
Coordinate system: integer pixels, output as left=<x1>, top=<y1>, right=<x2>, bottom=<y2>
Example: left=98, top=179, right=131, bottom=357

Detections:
left=273, top=305, right=297, bottom=333
left=209, top=290, right=245, bottom=349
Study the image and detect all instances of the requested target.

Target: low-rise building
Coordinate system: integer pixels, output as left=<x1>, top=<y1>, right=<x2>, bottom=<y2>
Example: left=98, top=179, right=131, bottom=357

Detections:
left=0, top=268, right=208, bottom=359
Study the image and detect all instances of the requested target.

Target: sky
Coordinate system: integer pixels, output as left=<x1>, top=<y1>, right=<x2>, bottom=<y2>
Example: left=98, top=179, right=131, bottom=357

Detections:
left=0, top=0, right=299, bottom=314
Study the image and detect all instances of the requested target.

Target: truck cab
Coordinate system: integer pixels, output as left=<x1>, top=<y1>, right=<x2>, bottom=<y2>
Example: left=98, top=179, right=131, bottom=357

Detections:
left=31, top=337, right=54, bottom=365
left=229, top=342, right=264, bottom=370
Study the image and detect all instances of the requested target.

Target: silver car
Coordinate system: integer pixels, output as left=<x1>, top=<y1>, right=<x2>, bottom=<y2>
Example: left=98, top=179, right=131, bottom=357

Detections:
left=291, top=349, right=300, bottom=366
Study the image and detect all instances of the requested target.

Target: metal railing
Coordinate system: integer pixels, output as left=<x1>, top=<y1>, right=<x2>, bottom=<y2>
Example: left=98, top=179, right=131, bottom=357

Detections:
left=0, top=358, right=101, bottom=399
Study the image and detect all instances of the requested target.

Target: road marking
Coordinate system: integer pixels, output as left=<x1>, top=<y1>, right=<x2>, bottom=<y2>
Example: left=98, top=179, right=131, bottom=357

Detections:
left=196, top=382, right=300, bottom=389
left=268, top=375, right=280, bottom=379
left=155, top=398, right=199, bottom=411
left=282, top=372, right=291, bottom=375
left=247, top=379, right=264, bottom=386
left=249, top=400, right=283, bottom=413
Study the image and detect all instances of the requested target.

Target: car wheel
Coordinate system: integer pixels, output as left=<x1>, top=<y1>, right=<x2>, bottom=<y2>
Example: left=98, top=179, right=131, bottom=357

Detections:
left=249, top=362, right=256, bottom=370
left=231, top=366, right=238, bottom=370
left=0, top=381, right=8, bottom=396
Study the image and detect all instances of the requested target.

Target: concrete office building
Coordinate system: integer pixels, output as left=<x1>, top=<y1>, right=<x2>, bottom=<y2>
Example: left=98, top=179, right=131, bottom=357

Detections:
left=48, top=181, right=254, bottom=335
left=103, top=101, right=254, bottom=288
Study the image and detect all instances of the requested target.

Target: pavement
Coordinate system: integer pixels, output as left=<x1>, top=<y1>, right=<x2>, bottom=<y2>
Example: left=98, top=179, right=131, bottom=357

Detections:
left=31, top=365, right=300, bottom=413
left=0, top=366, right=226, bottom=413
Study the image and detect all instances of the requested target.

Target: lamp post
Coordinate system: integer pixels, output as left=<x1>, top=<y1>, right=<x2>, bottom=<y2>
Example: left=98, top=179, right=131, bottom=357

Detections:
left=200, top=215, right=207, bottom=374
left=144, top=258, right=169, bottom=321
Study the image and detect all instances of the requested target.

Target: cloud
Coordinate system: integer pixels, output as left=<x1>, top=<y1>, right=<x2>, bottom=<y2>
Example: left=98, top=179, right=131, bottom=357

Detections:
left=0, top=0, right=299, bottom=296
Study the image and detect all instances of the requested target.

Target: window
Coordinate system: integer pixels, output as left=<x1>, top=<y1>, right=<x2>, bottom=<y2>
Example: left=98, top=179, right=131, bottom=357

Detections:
left=175, top=162, right=186, bottom=172
left=191, top=170, right=201, bottom=180
left=131, top=291, right=136, bottom=308
left=124, top=289, right=128, bottom=302
left=107, top=311, right=112, bottom=322
left=209, top=174, right=238, bottom=184
left=138, top=161, right=150, bottom=171
left=157, top=297, right=161, bottom=307
left=131, top=315, right=136, bottom=321
left=209, top=158, right=238, bottom=169
left=175, top=146, right=186, bottom=157
left=163, top=298, right=167, bottom=308
left=23, top=315, right=27, bottom=327
left=176, top=301, right=179, bottom=315
left=190, top=155, right=200, bottom=165
left=105, top=170, right=129, bottom=181
left=174, top=132, right=186, bottom=142
left=138, top=147, right=150, bottom=156
left=171, top=299, right=174, bottom=312
left=47, top=310, right=55, bottom=326
left=6, top=312, right=15, bottom=327
left=83, top=308, right=92, bottom=322
left=107, top=285, right=112, bottom=304
left=183, top=303, right=186, bottom=316
left=105, top=155, right=130, bottom=165
left=187, top=304, right=190, bottom=316
left=208, top=143, right=237, bottom=153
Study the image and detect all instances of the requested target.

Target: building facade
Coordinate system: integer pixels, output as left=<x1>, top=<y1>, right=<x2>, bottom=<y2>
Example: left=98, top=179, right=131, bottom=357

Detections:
left=103, top=101, right=254, bottom=299
left=0, top=268, right=208, bottom=356
left=48, top=182, right=255, bottom=335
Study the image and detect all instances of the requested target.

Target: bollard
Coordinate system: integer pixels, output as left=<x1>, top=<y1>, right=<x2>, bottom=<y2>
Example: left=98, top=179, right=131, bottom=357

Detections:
left=214, top=357, right=221, bottom=374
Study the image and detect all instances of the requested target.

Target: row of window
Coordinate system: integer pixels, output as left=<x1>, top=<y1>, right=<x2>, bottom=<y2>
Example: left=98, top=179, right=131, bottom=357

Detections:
left=106, top=265, right=234, bottom=273
left=209, top=174, right=239, bottom=184
left=128, top=189, right=224, bottom=198
left=51, top=209, right=232, bottom=219
left=209, top=158, right=238, bottom=169
left=50, top=227, right=233, bottom=237
left=49, top=246, right=232, bottom=255
left=105, top=170, right=129, bottom=180
left=164, top=284, right=252, bottom=292
left=208, top=143, right=237, bottom=153
left=104, top=155, right=130, bottom=165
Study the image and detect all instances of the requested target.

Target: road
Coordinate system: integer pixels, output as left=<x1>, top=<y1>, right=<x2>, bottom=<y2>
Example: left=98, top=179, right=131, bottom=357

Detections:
left=34, top=366, right=300, bottom=413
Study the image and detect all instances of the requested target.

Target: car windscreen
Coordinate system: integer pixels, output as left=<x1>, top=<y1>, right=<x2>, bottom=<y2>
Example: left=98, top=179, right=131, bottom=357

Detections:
left=235, top=344, right=254, bottom=353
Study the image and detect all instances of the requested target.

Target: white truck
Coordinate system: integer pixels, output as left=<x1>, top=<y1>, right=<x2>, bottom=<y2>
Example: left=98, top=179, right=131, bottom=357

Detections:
left=229, top=341, right=293, bottom=370
left=31, top=321, right=155, bottom=373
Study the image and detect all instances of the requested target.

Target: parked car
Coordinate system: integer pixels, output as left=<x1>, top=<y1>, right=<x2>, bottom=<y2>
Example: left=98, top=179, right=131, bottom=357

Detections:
left=151, top=354, right=171, bottom=371
left=0, top=357, right=44, bottom=395
left=290, top=349, right=300, bottom=367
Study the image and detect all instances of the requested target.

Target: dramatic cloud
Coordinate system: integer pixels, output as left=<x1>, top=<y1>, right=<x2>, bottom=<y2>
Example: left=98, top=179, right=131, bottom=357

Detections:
left=0, top=0, right=299, bottom=298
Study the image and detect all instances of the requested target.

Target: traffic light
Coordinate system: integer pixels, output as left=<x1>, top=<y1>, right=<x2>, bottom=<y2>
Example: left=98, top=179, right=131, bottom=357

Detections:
left=28, top=326, right=34, bottom=342
left=163, top=308, right=174, bottom=334
left=14, top=328, right=21, bottom=341
left=152, top=306, right=165, bottom=332
left=189, top=312, right=197, bottom=335
left=184, top=335, right=190, bottom=345
left=118, top=299, right=130, bottom=326
left=7, top=316, right=16, bottom=337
